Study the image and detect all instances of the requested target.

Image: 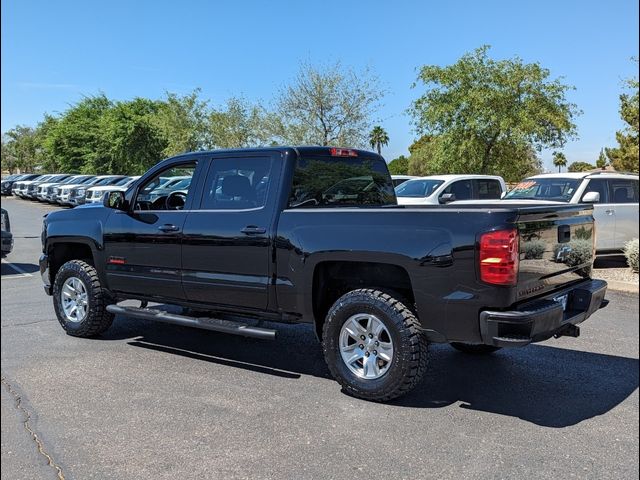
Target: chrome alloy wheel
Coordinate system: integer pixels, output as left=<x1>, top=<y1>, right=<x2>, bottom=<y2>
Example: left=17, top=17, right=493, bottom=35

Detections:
left=339, top=313, right=394, bottom=379
left=61, top=276, right=89, bottom=323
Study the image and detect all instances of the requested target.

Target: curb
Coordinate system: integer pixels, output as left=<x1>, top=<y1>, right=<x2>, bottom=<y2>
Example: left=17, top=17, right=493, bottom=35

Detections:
left=596, top=279, right=639, bottom=293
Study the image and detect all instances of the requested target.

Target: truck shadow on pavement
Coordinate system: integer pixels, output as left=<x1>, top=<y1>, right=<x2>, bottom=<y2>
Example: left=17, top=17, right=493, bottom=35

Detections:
left=1, top=262, right=39, bottom=275
left=114, top=316, right=639, bottom=429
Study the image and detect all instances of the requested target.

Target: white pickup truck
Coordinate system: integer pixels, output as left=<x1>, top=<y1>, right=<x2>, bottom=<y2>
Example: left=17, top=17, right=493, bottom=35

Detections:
left=395, top=174, right=507, bottom=205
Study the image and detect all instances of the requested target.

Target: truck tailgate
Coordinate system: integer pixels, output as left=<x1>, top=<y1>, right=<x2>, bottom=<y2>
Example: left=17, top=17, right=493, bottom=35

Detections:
left=516, top=204, right=595, bottom=301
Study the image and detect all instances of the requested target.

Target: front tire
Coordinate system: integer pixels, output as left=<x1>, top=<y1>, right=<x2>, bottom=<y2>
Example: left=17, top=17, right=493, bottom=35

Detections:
left=322, top=289, right=429, bottom=402
left=53, top=260, right=114, bottom=337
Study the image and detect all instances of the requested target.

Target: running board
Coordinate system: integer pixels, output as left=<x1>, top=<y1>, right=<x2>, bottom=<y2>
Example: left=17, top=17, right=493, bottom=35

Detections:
left=106, top=305, right=276, bottom=340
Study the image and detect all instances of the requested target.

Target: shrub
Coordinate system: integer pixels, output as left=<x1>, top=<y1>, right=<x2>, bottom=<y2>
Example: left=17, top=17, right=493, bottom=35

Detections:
left=564, top=239, right=593, bottom=269
left=522, top=239, right=546, bottom=259
left=624, top=238, right=639, bottom=272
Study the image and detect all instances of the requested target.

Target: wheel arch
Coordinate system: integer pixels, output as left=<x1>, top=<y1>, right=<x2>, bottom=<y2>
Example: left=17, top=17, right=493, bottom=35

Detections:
left=311, top=260, right=415, bottom=340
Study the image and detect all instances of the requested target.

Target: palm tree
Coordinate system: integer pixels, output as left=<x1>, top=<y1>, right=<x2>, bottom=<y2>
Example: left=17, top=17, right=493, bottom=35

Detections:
left=552, top=151, right=567, bottom=173
left=368, top=126, right=389, bottom=155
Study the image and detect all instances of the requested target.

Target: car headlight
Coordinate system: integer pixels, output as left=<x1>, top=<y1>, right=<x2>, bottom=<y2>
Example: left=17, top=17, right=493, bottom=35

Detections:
left=77, top=189, right=85, bottom=196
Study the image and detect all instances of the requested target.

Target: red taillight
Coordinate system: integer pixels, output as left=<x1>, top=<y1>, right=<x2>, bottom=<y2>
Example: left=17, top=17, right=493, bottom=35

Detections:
left=479, top=229, right=519, bottom=286
left=330, top=147, right=358, bottom=157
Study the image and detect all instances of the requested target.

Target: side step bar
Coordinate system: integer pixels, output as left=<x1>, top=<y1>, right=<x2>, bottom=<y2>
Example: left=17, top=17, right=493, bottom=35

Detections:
left=106, top=305, right=277, bottom=340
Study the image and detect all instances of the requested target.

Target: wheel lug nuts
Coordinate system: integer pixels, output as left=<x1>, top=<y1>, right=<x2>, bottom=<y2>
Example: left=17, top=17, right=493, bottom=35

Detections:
left=360, top=335, right=366, bottom=340
left=375, top=341, right=379, bottom=346
left=359, top=344, right=364, bottom=349
left=365, top=352, right=370, bottom=357
left=373, top=350, right=377, bottom=355
left=368, top=333, right=373, bottom=338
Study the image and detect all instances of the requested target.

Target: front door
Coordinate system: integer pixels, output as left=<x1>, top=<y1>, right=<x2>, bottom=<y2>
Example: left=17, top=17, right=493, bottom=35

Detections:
left=102, top=160, right=199, bottom=300
left=181, top=152, right=281, bottom=310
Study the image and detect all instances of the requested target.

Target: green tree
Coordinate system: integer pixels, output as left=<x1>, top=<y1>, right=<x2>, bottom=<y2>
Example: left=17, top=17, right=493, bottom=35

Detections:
left=606, top=61, right=639, bottom=172
left=4, top=125, right=40, bottom=172
left=553, top=151, right=567, bottom=172
left=274, top=61, right=384, bottom=147
left=368, top=126, right=389, bottom=154
left=387, top=155, right=409, bottom=175
left=43, top=94, right=113, bottom=173
left=1, top=135, right=18, bottom=172
left=152, top=89, right=210, bottom=157
left=209, top=97, right=274, bottom=148
left=409, top=46, right=579, bottom=180
left=568, top=161, right=595, bottom=172
left=96, top=98, right=167, bottom=175
left=35, top=114, right=60, bottom=172
left=596, top=148, right=607, bottom=169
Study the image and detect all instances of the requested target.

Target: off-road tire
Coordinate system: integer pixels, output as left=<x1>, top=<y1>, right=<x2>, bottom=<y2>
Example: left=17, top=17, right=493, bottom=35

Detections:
left=322, top=289, right=429, bottom=402
left=53, top=260, right=114, bottom=337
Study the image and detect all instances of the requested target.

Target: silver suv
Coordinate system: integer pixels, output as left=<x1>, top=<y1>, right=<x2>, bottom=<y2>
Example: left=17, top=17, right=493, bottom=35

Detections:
left=505, top=171, right=639, bottom=253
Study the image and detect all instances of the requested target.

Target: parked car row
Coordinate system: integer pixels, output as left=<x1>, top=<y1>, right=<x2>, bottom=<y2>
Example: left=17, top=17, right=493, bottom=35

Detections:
left=1, top=173, right=141, bottom=207
left=392, top=171, right=639, bottom=253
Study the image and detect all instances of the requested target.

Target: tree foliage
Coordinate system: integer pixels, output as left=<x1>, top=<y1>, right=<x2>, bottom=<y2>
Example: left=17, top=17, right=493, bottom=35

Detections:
left=274, top=62, right=383, bottom=147
left=409, top=46, right=578, bottom=181
left=387, top=155, right=409, bottom=175
left=368, top=126, right=389, bottom=154
left=3, top=125, right=41, bottom=173
left=568, top=161, right=595, bottom=172
left=96, top=98, right=167, bottom=175
left=606, top=61, right=639, bottom=172
left=45, top=94, right=113, bottom=173
left=596, top=148, right=607, bottom=169
left=209, top=97, right=275, bottom=149
left=152, top=89, right=210, bottom=157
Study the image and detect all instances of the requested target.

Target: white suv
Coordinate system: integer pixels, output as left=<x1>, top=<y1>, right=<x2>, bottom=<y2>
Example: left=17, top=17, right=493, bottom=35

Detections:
left=504, top=172, right=639, bottom=253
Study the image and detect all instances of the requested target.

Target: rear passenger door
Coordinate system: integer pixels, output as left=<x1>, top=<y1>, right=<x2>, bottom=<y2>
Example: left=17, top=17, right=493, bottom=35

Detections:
left=473, top=178, right=503, bottom=200
left=608, top=178, right=639, bottom=249
left=581, top=178, right=615, bottom=251
left=181, top=152, right=283, bottom=309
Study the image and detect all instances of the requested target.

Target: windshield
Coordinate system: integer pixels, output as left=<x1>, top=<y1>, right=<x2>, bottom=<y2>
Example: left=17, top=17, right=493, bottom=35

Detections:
left=94, top=177, right=122, bottom=186
left=395, top=179, right=444, bottom=198
left=505, top=178, right=581, bottom=202
left=289, top=155, right=395, bottom=208
left=166, top=178, right=191, bottom=190
left=114, top=176, right=133, bottom=186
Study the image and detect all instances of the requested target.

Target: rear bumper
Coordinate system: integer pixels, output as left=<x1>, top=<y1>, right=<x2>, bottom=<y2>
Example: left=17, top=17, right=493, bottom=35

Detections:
left=479, top=279, right=608, bottom=347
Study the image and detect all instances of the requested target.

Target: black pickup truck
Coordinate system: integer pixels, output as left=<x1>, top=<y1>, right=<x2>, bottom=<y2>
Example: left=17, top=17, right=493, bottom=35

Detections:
left=40, top=147, right=607, bottom=401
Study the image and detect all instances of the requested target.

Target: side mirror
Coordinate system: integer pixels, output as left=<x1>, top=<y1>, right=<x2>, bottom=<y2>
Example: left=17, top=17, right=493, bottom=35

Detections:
left=581, top=192, right=600, bottom=203
left=500, top=191, right=507, bottom=199
left=439, top=193, right=456, bottom=204
left=103, top=190, right=127, bottom=210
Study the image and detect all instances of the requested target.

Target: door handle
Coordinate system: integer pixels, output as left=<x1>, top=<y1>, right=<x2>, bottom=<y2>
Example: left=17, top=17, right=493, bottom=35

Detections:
left=241, top=225, right=266, bottom=235
left=158, top=224, right=180, bottom=232
left=605, top=209, right=615, bottom=215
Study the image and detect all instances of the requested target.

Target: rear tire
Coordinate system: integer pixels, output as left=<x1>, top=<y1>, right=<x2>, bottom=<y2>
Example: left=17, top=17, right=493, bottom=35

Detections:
left=53, top=260, right=114, bottom=337
left=322, top=289, right=428, bottom=402
left=450, top=342, right=501, bottom=354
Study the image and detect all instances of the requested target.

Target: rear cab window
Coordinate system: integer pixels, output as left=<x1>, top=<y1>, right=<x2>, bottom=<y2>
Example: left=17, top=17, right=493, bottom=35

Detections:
left=289, top=151, right=395, bottom=208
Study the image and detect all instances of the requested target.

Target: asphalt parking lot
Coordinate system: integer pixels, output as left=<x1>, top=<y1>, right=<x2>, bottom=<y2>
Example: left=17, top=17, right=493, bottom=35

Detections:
left=1, top=196, right=638, bottom=480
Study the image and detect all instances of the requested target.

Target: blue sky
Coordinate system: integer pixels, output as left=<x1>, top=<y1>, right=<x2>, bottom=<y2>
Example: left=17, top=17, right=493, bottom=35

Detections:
left=1, top=0, right=638, bottom=171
